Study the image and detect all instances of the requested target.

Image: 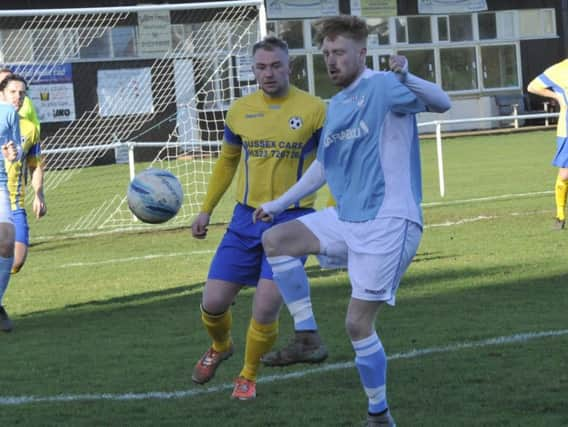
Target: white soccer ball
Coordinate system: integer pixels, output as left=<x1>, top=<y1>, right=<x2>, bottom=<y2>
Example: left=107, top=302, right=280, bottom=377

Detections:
left=127, top=168, right=183, bottom=224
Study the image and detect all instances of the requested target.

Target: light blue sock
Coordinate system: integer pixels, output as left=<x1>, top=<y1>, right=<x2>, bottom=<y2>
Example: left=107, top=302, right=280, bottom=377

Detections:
left=267, top=256, right=317, bottom=331
left=352, top=332, right=388, bottom=414
left=0, top=255, right=14, bottom=305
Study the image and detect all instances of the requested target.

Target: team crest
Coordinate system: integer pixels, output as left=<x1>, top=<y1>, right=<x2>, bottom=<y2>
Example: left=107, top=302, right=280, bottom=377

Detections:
left=288, top=116, right=303, bottom=130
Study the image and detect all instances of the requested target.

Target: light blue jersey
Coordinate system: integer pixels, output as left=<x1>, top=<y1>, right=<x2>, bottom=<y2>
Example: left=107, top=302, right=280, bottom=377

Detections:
left=0, top=103, right=22, bottom=186
left=317, top=69, right=425, bottom=223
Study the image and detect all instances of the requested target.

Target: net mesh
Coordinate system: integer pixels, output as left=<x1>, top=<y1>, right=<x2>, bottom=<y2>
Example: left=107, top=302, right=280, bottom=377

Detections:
left=0, top=3, right=262, bottom=239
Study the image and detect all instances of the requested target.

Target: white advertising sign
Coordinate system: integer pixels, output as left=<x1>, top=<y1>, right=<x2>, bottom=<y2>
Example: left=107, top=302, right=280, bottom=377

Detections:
left=138, top=10, right=172, bottom=55
left=97, top=68, right=154, bottom=117
left=418, top=0, right=487, bottom=14
left=266, top=0, right=339, bottom=19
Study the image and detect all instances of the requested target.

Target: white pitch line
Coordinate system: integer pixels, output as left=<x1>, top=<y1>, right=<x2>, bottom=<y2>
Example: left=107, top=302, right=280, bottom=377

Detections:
left=59, top=250, right=214, bottom=268
left=422, top=190, right=552, bottom=208
left=51, top=210, right=547, bottom=270
left=1, top=329, right=566, bottom=406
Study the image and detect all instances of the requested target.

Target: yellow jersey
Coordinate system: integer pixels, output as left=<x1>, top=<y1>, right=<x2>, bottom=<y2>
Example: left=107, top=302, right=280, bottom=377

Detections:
left=201, top=86, right=326, bottom=213
left=6, top=118, right=41, bottom=209
left=532, top=59, right=568, bottom=138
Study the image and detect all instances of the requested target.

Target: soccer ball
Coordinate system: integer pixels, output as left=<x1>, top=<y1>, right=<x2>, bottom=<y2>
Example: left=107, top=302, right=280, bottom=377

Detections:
left=127, top=168, right=183, bottom=224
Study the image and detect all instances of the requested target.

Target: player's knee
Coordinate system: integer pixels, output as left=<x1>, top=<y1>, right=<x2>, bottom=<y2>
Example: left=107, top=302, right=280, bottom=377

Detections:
left=345, top=316, right=370, bottom=341
left=261, top=228, right=280, bottom=257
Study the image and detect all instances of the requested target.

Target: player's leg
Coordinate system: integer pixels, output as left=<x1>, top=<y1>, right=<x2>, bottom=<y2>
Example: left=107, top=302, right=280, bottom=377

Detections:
left=0, top=187, right=15, bottom=332
left=346, top=218, right=422, bottom=426
left=261, top=208, right=342, bottom=366
left=11, top=208, right=29, bottom=273
left=552, top=137, right=568, bottom=229
left=192, top=278, right=240, bottom=384
left=193, top=204, right=267, bottom=384
left=232, top=278, right=281, bottom=400
left=553, top=167, right=568, bottom=229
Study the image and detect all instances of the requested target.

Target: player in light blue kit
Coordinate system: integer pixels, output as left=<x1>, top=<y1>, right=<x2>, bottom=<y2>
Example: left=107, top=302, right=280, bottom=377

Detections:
left=254, top=16, right=450, bottom=427
left=0, top=99, right=22, bottom=332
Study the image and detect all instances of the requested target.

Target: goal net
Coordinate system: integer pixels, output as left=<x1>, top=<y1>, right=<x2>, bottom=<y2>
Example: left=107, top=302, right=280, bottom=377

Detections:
left=0, top=1, right=264, bottom=239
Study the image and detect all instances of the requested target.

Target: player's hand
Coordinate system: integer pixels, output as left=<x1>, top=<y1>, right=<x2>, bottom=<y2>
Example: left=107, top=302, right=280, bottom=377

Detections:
left=1, top=141, right=18, bottom=162
left=252, top=206, right=273, bottom=224
left=389, top=55, right=408, bottom=81
left=191, top=212, right=210, bottom=239
left=33, top=195, right=47, bottom=219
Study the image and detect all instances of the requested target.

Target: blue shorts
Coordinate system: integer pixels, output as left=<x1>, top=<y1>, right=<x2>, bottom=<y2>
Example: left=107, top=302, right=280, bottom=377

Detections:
left=208, top=203, right=314, bottom=287
left=13, top=208, right=29, bottom=246
left=553, top=136, right=568, bottom=168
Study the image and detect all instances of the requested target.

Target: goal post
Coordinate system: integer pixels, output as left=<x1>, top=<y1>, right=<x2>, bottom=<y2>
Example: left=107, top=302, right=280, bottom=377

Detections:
left=0, top=1, right=266, bottom=239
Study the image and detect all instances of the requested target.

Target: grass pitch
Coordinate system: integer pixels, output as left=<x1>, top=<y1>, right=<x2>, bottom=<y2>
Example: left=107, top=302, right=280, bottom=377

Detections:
left=2, top=130, right=567, bottom=426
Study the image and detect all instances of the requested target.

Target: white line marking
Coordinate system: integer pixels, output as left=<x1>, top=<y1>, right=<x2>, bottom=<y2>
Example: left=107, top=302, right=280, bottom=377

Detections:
left=1, top=329, right=566, bottom=406
left=59, top=250, right=214, bottom=268
left=422, top=190, right=551, bottom=208
left=43, top=209, right=550, bottom=270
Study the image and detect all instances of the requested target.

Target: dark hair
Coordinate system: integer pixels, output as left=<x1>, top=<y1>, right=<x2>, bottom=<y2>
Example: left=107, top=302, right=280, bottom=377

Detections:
left=0, top=74, right=28, bottom=91
left=313, top=15, right=369, bottom=46
left=252, top=35, right=289, bottom=56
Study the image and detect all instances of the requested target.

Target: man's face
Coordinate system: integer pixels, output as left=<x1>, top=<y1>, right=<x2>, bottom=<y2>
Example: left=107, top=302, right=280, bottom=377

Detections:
left=321, top=35, right=366, bottom=88
left=252, top=47, right=290, bottom=98
left=1, top=80, right=26, bottom=111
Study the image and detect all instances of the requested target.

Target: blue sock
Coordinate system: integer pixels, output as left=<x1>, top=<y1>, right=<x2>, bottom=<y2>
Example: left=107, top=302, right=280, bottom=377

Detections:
left=267, top=256, right=317, bottom=331
left=0, top=255, right=14, bottom=305
left=352, top=332, right=388, bottom=414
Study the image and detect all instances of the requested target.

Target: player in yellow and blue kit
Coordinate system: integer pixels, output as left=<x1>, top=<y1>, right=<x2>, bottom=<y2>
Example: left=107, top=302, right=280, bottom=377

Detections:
left=0, top=74, right=23, bottom=332
left=190, top=36, right=327, bottom=400
left=528, top=59, right=568, bottom=229
left=1, top=75, right=46, bottom=275
left=0, top=68, right=41, bottom=135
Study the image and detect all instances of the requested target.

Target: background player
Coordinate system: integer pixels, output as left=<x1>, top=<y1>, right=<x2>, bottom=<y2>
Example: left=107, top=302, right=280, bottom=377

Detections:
left=190, top=36, right=327, bottom=400
left=0, top=81, right=22, bottom=332
left=527, top=58, right=568, bottom=229
left=254, top=16, right=450, bottom=426
left=0, top=68, right=41, bottom=135
left=0, top=74, right=46, bottom=274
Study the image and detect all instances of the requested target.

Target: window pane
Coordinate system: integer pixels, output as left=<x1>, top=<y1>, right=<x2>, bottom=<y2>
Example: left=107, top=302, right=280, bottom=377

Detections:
left=478, top=13, right=497, bottom=40
left=440, top=47, right=477, bottom=91
left=368, top=18, right=390, bottom=46
left=395, top=17, right=407, bottom=43
left=481, top=45, right=518, bottom=88
left=438, top=17, right=448, bottom=41
left=33, top=30, right=60, bottom=62
left=290, top=55, right=308, bottom=92
left=408, top=17, right=431, bottom=43
left=80, top=29, right=111, bottom=59
left=112, top=26, right=136, bottom=57
left=1, top=30, right=33, bottom=62
left=313, top=54, right=340, bottom=99
left=449, top=15, right=473, bottom=41
left=519, top=10, right=539, bottom=36
left=398, top=49, right=435, bottom=82
left=542, top=9, right=555, bottom=34
left=378, top=55, right=390, bottom=71
left=271, top=20, right=304, bottom=49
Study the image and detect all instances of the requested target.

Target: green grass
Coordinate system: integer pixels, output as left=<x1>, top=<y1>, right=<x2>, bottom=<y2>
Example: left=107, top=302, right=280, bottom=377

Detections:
left=3, top=129, right=568, bottom=426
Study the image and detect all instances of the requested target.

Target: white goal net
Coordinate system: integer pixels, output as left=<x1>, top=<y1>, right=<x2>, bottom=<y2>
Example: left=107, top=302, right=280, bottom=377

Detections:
left=0, top=1, right=264, bottom=239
